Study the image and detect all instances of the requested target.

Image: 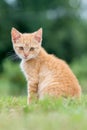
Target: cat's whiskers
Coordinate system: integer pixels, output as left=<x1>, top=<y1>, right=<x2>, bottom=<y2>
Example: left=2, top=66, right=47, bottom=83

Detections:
left=7, top=50, right=20, bottom=61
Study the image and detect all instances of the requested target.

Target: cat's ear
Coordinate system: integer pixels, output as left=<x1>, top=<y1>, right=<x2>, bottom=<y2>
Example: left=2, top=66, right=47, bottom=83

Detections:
left=34, top=28, right=42, bottom=44
left=11, top=27, right=22, bottom=43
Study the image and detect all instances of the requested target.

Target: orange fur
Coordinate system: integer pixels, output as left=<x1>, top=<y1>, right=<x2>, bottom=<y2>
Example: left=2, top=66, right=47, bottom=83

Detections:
left=11, top=27, right=81, bottom=104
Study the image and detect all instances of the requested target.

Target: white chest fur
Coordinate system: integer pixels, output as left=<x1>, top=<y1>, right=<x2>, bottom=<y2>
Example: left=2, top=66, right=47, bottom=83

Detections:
left=20, top=60, right=28, bottom=80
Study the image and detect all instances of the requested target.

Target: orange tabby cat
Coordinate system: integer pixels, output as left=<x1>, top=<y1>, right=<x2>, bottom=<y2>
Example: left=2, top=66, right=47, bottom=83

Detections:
left=11, top=27, right=81, bottom=104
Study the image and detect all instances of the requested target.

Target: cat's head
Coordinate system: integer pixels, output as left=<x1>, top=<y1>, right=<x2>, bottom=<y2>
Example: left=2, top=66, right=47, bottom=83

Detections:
left=11, top=27, right=42, bottom=61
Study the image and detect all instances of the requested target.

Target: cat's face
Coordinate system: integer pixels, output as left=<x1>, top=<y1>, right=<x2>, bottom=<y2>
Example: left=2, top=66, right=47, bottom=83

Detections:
left=11, top=27, right=42, bottom=61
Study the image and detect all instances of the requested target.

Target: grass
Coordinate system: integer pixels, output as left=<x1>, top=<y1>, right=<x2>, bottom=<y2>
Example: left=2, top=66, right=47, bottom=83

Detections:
left=0, top=96, right=87, bottom=130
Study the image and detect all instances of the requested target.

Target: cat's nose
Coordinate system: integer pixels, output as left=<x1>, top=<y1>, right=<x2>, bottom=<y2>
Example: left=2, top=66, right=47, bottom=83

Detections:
left=24, top=53, right=28, bottom=58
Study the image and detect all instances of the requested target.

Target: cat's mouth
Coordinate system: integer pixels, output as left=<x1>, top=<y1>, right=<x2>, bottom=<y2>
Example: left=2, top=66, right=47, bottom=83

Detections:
left=23, top=55, right=33, bottom=61
left=22, top=55, right=37, bottom=61
left=23, top=56, right=30, bottom=61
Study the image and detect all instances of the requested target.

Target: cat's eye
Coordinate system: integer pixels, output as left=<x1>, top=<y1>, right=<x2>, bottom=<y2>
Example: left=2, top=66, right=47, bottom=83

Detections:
left=30, top=47, right=34, bottom=51
left=19, top=47, right=24, bottom=50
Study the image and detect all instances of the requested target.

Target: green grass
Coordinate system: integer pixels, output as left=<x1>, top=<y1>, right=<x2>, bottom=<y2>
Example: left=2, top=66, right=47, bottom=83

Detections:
left=0, top=96, right=87, bottom=130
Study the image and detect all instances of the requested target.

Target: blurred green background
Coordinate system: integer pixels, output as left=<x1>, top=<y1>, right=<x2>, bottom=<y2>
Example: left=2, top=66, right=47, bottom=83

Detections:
left=0, top=0, right=87, bottom=96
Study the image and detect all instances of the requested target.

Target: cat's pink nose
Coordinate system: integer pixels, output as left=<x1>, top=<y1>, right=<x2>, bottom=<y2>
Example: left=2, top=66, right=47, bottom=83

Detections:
left=24, top=53, right=28, bottom=58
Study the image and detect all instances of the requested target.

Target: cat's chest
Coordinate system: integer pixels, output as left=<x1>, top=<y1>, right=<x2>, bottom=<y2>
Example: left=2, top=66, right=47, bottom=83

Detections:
left=38, top=65, right=54, bottom=91
left=20, top=60, right=39, bottom=80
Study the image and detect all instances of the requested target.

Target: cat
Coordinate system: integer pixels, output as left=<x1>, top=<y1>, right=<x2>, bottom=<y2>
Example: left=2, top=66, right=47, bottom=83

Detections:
left=11, top=27, right=81, bottom=104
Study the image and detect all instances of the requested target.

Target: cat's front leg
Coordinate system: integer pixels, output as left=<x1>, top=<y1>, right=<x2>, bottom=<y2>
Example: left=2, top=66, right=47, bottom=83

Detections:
left=27, top=81, right=38, bottom=104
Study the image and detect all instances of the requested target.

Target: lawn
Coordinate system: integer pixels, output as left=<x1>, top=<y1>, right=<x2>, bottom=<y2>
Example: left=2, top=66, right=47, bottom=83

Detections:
left=0, top=96, right=87, bottom=130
